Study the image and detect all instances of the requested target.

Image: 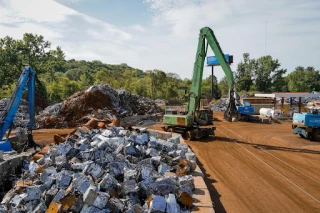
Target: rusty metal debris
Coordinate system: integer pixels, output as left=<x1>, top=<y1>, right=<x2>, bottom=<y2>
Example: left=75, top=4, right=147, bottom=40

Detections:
left=0, top=127, right=197, bottom=212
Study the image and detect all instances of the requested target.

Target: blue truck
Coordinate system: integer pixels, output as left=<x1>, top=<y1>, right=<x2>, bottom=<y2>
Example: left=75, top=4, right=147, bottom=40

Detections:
left=292, top=109, right=320, bottom=141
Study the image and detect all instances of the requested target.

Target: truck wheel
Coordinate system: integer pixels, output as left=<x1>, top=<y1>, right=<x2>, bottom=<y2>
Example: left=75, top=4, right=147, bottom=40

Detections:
left=312, top=129, right=320, bottom=141
left=186, top=130, right=195, bottom=141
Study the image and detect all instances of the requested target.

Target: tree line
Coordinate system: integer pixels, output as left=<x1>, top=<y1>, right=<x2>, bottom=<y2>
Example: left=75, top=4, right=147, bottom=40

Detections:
left=0, top=33, right=319, bottom=106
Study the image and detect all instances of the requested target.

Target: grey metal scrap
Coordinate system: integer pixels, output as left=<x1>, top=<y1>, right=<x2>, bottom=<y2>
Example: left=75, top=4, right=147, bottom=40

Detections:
left=146, top=148, right=158, bottom=157
left=99, top=173, right=118, bottom=192
left=106, top=197, right=125, bottom=213
left=177, top=144, right=189, bottom=153
left=178, top=175, right=195, bottom=191
left=148, top=194, right=166, bottom=213
left=83, top=185, right=98, bottom=205
left=93, top=192, right=110, bottom=209
left=158, top=163, right=171, bottom=175
left=167, top=135, right=181, bottom=144
left=166, top=194, right=180, bottom=213
left=25, top=186, right=41, bottom=201
left=185, top=152, right=196, bottom=161
left=52, top=189, right=66, bottom=203
left=1, top=124, right=200, bottom=213
left=124, top=168, right=138, bottom=181
left=122, top=179, right=138, bottom=195
left=149, top=177, right=177, bottom=196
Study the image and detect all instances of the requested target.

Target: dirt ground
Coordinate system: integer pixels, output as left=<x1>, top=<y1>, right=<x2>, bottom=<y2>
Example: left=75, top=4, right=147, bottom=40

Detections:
left=176, top=112, right=320, bottom=213
left=32, top=112, right=320, bottom=213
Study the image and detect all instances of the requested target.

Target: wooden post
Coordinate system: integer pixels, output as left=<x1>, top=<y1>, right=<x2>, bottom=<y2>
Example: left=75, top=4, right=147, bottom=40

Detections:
left=273, top=97, right=276, bottom=108
left=211, top=66, right=214, bottom=97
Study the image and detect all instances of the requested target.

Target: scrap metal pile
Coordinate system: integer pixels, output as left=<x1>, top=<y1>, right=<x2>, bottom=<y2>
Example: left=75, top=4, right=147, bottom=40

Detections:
left=0, top=98, right=30, bottom=127
left=0, top=126, right=197, bottom=212
left=211, top=98, right=228, bottom=111
left=36, top=84, right=160, bottom=128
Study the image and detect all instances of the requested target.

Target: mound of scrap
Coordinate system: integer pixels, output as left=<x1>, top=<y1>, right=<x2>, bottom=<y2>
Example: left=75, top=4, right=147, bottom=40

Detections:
left=36, top=84, right=160, bottom=128
left=1, top=125, right=198, bottom=212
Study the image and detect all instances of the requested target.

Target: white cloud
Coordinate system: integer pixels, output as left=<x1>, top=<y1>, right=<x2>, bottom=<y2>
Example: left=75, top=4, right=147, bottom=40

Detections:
left=129, top=24, right=146, bottom=33
left=143, top=0, right=320, bottom=80
left=0, top=0, right=319, bottom=82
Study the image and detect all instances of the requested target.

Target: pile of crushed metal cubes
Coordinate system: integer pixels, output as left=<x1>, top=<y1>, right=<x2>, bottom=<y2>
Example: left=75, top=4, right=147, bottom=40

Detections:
left=0, top=126, right=198, bottom=213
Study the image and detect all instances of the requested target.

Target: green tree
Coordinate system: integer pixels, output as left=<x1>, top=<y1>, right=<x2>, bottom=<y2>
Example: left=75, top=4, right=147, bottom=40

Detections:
left=218, top=77, right=229, bottom=96
left=254, top=55, right=283, bottom=92
left=235, top=53, right=255, bottom=92
left=287, top=66, right=320, bottom=92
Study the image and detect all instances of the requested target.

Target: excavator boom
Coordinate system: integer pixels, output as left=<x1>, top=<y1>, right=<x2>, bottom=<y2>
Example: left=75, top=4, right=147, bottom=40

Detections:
left=188, top=27, right=239, bottom=122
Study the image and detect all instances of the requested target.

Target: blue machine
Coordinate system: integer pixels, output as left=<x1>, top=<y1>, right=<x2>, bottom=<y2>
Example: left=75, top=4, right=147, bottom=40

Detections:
left=0, top=66, right=37, bottom=151
left=292, top=109, right=320, bottom=141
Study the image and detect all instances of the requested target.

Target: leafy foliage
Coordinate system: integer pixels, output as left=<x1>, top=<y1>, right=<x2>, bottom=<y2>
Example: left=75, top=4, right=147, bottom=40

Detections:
left=0, top=34, right=319, bottom=105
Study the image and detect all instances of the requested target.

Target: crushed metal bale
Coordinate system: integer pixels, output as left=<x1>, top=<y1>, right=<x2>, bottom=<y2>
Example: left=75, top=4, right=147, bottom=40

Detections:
left=0, top=126, right=198, bottom=212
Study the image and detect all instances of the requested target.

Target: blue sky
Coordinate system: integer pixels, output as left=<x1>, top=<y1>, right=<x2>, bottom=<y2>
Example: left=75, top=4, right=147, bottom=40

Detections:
left=1, top=0, right=320, bottom=81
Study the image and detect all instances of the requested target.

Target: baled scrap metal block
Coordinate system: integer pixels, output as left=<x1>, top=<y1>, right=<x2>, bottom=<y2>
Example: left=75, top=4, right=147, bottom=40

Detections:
left=57, top=173, right=72, bottom=188
left=45, top=187, right=58, bottom=206
left=26, top=186, right=41, bottom=201
left=106, top=198, right=125, bottom=213
left=79, top=143, right=89, bottom=151
left=80, top=204, right=101, bottom=213
left=149, top=177, right=177, bottom=197
left=158, top=163, right=170, bottom=175
left=124, top=143, right=139, bottom=156
left=43, top=177, right=55, bottom=190
left=166, top=193, right=180, bottom=213
left=176, top=150, right=186, bottom=159
left=49, top=147, right=62, bottom=157
left=139, top=165, right=154, bottom=180
left=83, top=185, right=98, bottom=205
left=168, top=151, right=177, bottom=158
left=102, top=129, right=114, bottom=137
left=99, top=173, right=118, bottom=192
left=52, top=189, right=66, bottom=203
left=9, top=194, right=27, bottom=207
left=88, top=164, right=104, bottom=180
left=185, top=152, right=196, bottom=161
left=57, top=143, right=72, bottom=155
left=167, top=135, right=180, bottom=144
left=29, top=161, right=39, bottom=175
left=179, top=184, right=193, bottom=196
left=125, top=203, right=143, bottom=213
left=122, top=179, right=138, bottom=195
left=33, top=200, right=47, bottom=212
left=146, top=148, right=158, bottom=157
left=178, top=175, right=195, bottom=191
left=177, top=144, right=188, bottom=153
left=172, top=156, right=182, bottom=165
left=107, top=161, right=128, bottom=178
left=93, top=192, right=110, bottom=209
left=148, top=195, right=166, bottom=213
left=54, top=155, right=67, bottom=166
left=135, top=134, right=148, bottom=145
left=138, top=177, right=154, bottom=199
left=125, top=194, right=140, bottom=209
left=148, top=140, right=157, bottom=149
left=148, top=130, right=157, bottom=137
left=151, top=156, right=161, bottom=167
left=118, top=129, right=129, bottom=136
left=25, top=200, right=40, bottom=212
left=124, top=168, right=138, bottom=181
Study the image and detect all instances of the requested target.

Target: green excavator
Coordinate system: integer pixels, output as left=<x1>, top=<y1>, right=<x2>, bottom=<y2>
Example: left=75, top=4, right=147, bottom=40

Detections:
left=162, top=27, right=240, bottom=140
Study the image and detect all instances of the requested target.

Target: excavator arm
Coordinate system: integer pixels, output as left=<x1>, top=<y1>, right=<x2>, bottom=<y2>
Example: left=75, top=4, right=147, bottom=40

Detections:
left=188, top=27, right=239, bottom=122
left=0, top=66, right=38, bottom=151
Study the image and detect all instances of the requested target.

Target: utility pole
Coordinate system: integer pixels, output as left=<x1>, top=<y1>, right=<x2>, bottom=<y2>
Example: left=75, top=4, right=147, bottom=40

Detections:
left=265, top=20, right=267, bottom=55
left=211, top=66, right=214, bottom=97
